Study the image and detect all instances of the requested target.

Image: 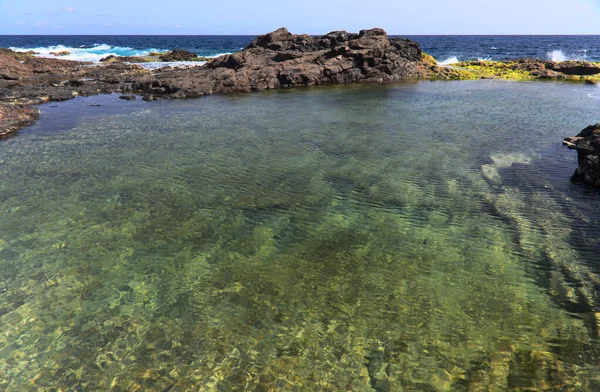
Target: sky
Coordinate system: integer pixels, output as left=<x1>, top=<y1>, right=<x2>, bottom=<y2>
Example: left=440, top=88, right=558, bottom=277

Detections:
left=0, top=0, right=599, bottom=35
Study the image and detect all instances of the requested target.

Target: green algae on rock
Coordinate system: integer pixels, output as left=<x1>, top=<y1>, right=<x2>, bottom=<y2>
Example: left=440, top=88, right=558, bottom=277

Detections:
left=449, top=58, right=600, bottom=82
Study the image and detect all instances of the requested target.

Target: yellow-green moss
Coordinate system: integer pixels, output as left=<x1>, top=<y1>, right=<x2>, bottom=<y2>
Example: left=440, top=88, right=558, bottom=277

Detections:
left=422, top=52, right=437, bottom=66
left=441, top=60, right=600, bottom=83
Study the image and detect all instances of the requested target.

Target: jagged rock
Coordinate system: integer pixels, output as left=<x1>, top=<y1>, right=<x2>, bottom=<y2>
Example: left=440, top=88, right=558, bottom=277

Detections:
left=119, top=94, right=136, bottom=100
left=563, top=123, right=600, bottom=186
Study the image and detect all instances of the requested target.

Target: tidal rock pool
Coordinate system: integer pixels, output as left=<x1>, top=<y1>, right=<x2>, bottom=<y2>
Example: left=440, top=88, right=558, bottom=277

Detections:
left=1, top=81, right=600, bottom=391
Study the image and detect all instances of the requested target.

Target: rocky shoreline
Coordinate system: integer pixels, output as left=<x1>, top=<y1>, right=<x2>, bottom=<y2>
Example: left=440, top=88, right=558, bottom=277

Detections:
left=1, top=27, right=599, bottom=184
left=563, top=124, right=600, bottom=187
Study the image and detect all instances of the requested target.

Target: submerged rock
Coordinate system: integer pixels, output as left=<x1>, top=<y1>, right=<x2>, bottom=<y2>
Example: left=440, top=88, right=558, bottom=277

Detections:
left=564, top=123, right=600, bottom=187
left=159, top=49, right=199, bottom=61
left=100, top=55, right=153, bottom=63
left=49, top=51, right=71, bottom=56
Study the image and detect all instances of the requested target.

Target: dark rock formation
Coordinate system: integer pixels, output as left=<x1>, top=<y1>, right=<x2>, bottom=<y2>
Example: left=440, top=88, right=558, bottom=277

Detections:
left=547, top=61, right=600, bottom=76
left=201, top=27, right=425, bottom=90
left=564, top=124, right=600, bottom=186
left=135, top=27, right=434, bottom=99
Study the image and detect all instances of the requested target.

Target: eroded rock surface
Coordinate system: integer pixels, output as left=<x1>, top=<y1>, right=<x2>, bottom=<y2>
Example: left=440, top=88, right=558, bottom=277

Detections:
left=564, top=123, right=600, bottom=186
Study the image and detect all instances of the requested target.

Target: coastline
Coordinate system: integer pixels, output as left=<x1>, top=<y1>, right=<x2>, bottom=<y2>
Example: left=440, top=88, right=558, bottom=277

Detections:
left=2, top=28, right=600, bottom=136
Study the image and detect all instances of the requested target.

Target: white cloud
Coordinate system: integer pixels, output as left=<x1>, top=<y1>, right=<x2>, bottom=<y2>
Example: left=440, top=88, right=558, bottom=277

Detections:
left=63, top=6, right=75, bottom=13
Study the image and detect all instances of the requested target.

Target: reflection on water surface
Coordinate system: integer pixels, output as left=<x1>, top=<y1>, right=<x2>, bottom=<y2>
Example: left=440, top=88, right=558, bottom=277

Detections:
left=1, top=82, right=600, bottom=390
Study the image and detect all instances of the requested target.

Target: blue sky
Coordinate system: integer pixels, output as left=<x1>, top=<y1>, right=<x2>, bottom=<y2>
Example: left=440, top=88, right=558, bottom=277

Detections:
left=0, top=0, right=599, bottom=35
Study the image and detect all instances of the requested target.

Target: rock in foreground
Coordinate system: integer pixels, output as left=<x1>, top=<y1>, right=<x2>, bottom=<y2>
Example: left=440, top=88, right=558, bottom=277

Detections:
left=564, top=124, right=600, bottom=186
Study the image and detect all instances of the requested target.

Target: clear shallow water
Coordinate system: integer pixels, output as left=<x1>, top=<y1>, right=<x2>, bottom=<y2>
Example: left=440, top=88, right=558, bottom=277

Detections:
left=1, top=81, right=600, bottom=390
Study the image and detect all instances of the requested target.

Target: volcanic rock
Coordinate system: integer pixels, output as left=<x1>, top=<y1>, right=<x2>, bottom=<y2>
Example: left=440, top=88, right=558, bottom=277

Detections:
left=564, top=123, right=600, bottom=186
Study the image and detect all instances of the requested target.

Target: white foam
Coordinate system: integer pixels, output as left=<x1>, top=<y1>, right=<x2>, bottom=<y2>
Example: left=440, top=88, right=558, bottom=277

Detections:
left=9, top=44, right=232, bottom=66
left=547, top=50, right=567, bottom=62
left=439, top=56, right=459, bottom=65
left=9, top=44, right=169, bottom=63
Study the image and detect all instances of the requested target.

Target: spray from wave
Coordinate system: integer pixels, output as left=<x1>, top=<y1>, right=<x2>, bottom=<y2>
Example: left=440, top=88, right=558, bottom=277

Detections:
left=439, top=56, right=459, bottom=65
left=546, top=49, right=591, bottom=62
left=9, top=43, right=231, bottom=64
left=10, top=44, right=169, bottom=62
left=547, top=50, right=567, bottom=62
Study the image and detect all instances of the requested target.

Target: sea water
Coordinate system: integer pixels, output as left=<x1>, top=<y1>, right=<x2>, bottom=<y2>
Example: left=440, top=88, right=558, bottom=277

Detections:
left=2, top=34, right=600, bottom=65
left=1, top=81, right=600, bottom=390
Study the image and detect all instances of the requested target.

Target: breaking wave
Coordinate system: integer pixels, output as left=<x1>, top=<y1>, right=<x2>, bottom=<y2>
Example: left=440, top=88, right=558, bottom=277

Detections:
left=9, top=44, right=232, bottom=64
left=546, top=49, right=591, bottom=62
left=547, top=50, right=567, bottom=62
left=9, top=44, right=167, bottom=62
left=439, top=56, right=459, bottom=65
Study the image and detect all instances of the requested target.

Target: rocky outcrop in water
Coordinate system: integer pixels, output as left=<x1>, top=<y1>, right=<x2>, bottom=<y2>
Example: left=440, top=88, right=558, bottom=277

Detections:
left=132, top=27, right=434, bottom=99
left=564, top=123, right=600, bottom=186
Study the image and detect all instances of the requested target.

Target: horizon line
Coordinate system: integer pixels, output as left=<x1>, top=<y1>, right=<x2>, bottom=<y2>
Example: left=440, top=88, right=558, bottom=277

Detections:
left=2, top=33, right=600, bottom=37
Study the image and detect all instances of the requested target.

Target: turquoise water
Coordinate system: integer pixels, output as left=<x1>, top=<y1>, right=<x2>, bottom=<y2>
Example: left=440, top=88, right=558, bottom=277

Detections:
left=1, top=81, right=600, bottom=390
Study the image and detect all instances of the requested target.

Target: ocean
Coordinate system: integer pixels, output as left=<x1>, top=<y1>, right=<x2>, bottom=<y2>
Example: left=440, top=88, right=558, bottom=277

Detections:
left=2, top=35, right=600, bottom=390
left=1, top=34, right=600, bottom=64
